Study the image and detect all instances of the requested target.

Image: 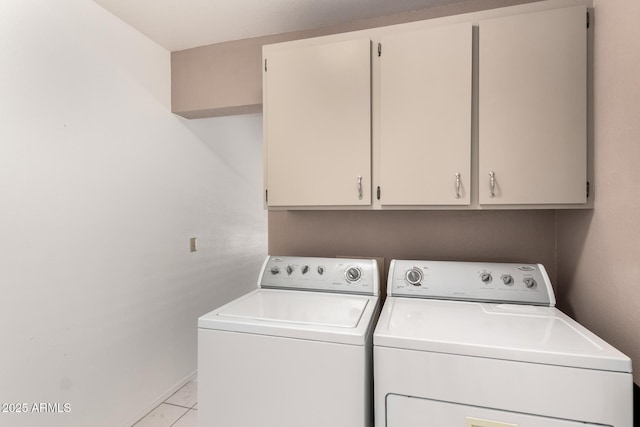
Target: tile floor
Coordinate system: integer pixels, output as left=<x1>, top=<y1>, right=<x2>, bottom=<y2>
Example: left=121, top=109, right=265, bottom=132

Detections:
left=132, top=380, right=197, bottom=427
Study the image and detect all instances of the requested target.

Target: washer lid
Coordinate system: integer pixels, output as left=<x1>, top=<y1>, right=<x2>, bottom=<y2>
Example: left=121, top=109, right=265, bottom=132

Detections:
left=374, top=298, right=632, bottom=373
left=199, top=289, right=378, bottom=345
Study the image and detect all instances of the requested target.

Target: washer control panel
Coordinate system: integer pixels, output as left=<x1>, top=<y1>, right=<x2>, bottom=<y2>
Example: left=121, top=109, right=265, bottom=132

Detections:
left=388, top=260, right=555, bottom=306
left=259, top=256, right=379, bottom=296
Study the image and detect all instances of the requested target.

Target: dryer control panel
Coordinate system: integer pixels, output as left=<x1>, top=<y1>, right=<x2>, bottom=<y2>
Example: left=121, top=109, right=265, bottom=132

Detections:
left=259, top=256, right=379, bottom=296
left=388, top=260, right=555, bottom=306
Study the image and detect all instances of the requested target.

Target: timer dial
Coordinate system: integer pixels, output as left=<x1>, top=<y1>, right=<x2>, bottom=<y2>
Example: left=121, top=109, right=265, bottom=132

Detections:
left=405, top=268, right=423, bottom=286
left=345, top=266, right=362, bottom=283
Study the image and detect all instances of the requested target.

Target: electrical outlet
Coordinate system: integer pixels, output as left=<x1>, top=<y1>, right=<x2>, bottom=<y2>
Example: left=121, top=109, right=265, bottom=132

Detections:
left=190, top=237, right=197, bottom=253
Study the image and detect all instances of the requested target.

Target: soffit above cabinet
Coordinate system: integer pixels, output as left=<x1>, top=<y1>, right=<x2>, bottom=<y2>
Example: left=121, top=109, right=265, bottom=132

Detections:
left=168, top=0, right=542, bottom=118
left=94, top=0, right=472, bottom=51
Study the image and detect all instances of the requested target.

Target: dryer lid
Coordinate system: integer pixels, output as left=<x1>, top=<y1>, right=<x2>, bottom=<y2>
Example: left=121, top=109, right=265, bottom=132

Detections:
left=374, top=297, right=632, bottom=373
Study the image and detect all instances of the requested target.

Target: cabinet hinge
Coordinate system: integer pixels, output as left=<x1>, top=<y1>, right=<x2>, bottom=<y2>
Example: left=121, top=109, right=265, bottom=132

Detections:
left=376, top=186, right=381, bottom=200
left=586, top=181, right=590, bottom=198
left=264, top=58, right=267, bottom=72
left=586, top=11, right=590, bottom=29
left=265, top=189, right=268, bottom=202
left=377, top=43, right=382, bottom=57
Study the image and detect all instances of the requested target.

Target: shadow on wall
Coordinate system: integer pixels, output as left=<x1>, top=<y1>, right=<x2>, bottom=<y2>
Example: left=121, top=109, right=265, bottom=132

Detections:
left=555, top=209, right=594, bottom=319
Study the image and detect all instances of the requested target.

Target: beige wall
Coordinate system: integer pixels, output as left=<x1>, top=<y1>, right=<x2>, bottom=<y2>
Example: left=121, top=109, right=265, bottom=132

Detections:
left=557, top=0, right=640, bottom=384
left=270, top=210, right=557, bottom=290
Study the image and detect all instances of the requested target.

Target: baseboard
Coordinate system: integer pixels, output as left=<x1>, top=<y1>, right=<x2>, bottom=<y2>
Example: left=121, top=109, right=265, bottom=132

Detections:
left=124, top=370, right=198, bottom=427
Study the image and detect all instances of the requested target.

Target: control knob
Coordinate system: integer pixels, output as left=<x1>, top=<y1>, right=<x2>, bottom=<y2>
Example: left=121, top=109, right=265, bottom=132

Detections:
left=502, top=274, right=514, bottom=286
left=405, top=268, right=423, bottom=286
left=270, top=266, right=280, bottom=275
left=523, top=278, right=537, bottom=289
left=345, top=266, right=362, bottom=283
left=480, top=273, right=492, bottom=284
left=317, top=266, right=325, bottom=275
left=302, top=265, right=309, bottom=275
left=286, top=265, right=294, bottom=275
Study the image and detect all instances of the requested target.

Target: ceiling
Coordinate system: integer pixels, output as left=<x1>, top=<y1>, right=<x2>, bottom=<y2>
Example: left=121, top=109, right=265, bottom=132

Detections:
left=93, top=0, right=464, bottom=51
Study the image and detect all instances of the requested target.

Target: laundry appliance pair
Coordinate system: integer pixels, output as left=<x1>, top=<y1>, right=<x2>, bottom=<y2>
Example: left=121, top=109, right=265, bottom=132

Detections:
left=198, top=256, right=633, bottom=427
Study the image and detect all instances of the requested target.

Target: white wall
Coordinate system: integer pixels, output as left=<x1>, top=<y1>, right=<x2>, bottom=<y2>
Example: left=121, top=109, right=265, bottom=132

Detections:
left=0, top=1, right=267, bottom=426
left=557, top=0, right=640, bottom=385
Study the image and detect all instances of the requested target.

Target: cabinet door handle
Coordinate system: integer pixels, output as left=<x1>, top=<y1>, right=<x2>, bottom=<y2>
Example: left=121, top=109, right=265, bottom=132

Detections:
left=455, top=173, right=461, bottom=199
left=489, top=171, right=496, bottom=198
left=357, top=176, right=363, bottom=200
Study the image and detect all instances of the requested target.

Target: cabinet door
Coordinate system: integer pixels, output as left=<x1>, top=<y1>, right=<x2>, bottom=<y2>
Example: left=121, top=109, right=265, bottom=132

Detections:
left=479, top=6, right=587, bottom=205
left=264, top=38, right=371, bottom=207
left=379, top=23, right=472, bottom=205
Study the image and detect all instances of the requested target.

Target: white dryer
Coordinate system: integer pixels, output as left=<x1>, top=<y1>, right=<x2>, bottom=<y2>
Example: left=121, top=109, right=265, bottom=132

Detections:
left=198, top=255, right=380, bottom=427
left=374, top=260, right=633, bottom=427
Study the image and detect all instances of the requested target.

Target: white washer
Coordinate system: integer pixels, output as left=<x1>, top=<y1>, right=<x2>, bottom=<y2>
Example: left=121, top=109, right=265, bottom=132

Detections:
left=199, top=255, right=380, bottom=427
left=374, top=260, right=633, bottom=427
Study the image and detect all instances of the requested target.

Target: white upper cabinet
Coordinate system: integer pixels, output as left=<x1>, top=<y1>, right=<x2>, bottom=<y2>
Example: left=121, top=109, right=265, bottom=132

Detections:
left=478, top=6, right=587, bottom=205
left=378, top=23, right=472, bottom=206
left=264, top=38, right=371, bottom=207
left=263, top=1, right=591, bottom=210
